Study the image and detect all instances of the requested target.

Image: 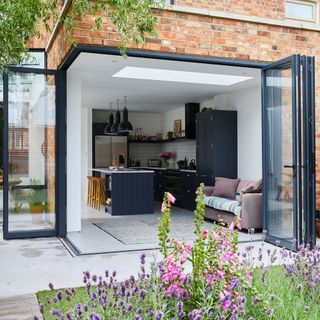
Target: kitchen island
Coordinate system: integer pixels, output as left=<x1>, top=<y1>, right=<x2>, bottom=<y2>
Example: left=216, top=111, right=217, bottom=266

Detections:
left=90, top=168, right=154, bottom=215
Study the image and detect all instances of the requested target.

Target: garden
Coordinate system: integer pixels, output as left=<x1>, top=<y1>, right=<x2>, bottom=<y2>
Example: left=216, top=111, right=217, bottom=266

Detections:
left=35, top=186, right=320, bottom=320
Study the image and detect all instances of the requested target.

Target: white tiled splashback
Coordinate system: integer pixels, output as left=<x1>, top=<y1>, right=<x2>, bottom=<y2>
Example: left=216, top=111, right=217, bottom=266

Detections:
left=129, top=140, right=196, bottom=168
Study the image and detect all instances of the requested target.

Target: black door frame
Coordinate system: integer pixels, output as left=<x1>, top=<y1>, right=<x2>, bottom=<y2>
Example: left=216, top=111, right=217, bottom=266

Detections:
left=2, top=66, right=66, bottom=239
left=2, top=46, right=316, bottom=246
left=261, top=54, right=316, bottom=249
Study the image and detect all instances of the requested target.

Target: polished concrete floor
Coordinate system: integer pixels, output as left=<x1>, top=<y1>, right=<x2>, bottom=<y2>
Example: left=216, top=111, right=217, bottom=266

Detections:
left=66, top=204, right=263, bottom=255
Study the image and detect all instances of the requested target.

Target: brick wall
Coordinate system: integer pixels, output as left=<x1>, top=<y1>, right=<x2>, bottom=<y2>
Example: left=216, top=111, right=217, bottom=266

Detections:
left=45, top=6, right=320, bottom=207
left=174, top=0, right=286, bottom=20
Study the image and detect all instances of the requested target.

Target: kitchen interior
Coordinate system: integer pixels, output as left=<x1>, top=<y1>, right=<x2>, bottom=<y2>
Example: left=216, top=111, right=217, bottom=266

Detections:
left=65, top=52, right=262, bottom=254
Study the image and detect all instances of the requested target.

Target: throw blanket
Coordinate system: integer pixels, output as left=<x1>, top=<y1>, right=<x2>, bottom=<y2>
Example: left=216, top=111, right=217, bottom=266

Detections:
left=203, top=196, right=241, bottom=216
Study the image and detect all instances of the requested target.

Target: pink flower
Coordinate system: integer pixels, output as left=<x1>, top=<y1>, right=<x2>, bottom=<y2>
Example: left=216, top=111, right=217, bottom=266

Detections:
left=167, top=192, right=176, bottom=204
left=181, top=251, right=188, bottom=263
left=185, top=243, right=192, bottom=253
left=161, top=202, right=166, bottom=212
left=217, top=269, right=224, bottom=280
left=203, top=229, right=209, bottom=238
left=229, top=222, right=234, bottom=231
left=212, top=231, right=220, bottom=241
left=206, top=273, right=216, bottom=286
left=246, top=270, right=252, bottom=282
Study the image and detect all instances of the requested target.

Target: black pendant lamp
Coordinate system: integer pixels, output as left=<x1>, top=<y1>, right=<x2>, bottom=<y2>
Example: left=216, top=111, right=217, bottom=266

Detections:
left=111, top=99, right=121, bottom=133
left=118, top=96, right=133, bottom=132
left=104, top=102, right=114, bottom=133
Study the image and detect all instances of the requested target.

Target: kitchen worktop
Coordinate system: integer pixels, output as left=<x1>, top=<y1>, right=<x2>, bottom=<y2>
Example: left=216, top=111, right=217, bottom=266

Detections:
left=130, top=166, right=196, bottom=173
left=90, top=168, right=154, bottom=174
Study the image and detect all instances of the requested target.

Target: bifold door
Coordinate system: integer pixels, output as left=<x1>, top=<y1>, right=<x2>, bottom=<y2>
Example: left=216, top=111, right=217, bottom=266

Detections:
left=262, top=55, right=315, bottom=250
left=3, top=67, right=66, bottom=239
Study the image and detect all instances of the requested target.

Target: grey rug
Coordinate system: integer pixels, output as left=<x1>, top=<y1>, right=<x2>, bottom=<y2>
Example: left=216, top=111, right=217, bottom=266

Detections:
left=93, top=211, right=260, bottom=245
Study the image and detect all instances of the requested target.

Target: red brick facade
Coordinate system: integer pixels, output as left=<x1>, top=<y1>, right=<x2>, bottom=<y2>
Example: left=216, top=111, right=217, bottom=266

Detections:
left=33, top=1, right=320, bottom=207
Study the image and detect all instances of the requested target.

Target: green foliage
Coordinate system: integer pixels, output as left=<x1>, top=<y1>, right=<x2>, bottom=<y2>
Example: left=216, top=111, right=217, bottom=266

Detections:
left=0, top=0, right=165, bottom=69
left=158, top=192, right=171, bottom=258
left=29, top=178, right=47, bottom=205
left=0, top=0, right=53, bottom=70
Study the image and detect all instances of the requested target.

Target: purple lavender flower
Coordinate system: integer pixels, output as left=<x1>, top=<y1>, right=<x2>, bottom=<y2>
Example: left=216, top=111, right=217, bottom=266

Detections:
left=155, top=312, right=163, bottom=320
left=66, top=312, right=73, bottom=320
left=39, top=304, right=44, bottom=314
left=140, top=253, right=146, bottom=265
left=177, top=301, right=185, bottom=319
left=112, top=270, right=117, bottom=277
left=75, top=303, right=82, bottom=316
left=48, top=283, right=54, bottom=290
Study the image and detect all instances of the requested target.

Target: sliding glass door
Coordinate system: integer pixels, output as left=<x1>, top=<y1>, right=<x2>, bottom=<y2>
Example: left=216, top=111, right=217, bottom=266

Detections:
left=3, top=67, right=65, bottom=238
left=262, top=55, right=315, bottom=249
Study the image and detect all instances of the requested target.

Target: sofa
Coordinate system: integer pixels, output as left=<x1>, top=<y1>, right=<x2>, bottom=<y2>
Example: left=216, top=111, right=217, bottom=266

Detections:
left=202, top=180, right=263, bottom=231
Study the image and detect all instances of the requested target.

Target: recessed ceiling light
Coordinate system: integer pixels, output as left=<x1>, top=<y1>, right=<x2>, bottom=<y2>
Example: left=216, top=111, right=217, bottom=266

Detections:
left=112, top=66, right=253, bottom=86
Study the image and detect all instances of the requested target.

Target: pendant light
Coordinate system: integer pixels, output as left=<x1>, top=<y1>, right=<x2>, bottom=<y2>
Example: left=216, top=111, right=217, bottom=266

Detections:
left=104, top=102, right=114, bottom=133
left=118, top=96, right=133, bottom=132
left=111, top=99, right=121, bottom=133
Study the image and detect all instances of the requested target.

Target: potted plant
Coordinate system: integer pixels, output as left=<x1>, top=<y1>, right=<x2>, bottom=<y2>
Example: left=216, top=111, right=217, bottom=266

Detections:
left=29, top=178, right=47, bottom=214
left=159, top=151, right=173, bottom=168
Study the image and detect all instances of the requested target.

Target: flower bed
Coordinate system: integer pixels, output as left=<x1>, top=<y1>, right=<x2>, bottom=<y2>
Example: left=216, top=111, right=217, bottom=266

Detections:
left=35, top=186, right=320, bottom=320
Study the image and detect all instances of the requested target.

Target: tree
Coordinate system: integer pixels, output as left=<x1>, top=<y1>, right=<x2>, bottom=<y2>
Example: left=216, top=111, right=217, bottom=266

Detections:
left=0, top=0, right=164, bottom=70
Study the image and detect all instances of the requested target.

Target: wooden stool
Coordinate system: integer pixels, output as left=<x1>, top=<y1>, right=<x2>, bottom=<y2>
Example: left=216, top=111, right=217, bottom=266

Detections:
left=87, top=176, right=96, bottom=207
left=93, top=177, right=106, bottom=210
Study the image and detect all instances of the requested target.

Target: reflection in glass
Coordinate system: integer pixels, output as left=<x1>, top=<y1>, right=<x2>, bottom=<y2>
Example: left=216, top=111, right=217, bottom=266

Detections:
left=266, top=67, right=294, bottom=242
left=8, top=73, right=56, bottom=232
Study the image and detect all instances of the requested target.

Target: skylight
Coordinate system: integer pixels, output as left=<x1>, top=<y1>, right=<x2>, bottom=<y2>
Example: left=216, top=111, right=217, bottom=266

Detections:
left=112, top=66, right=253, bottom=86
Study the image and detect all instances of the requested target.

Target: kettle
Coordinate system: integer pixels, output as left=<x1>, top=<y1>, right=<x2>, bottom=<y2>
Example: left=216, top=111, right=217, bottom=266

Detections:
left=189, top=159, right=196, bottom=170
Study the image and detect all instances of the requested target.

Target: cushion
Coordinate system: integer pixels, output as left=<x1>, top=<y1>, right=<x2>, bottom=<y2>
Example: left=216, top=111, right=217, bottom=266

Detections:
left=212, top=177, right=240, bottom=199
left=238, top=179, right=262, bottom=203
left=203, top=196, right=242, bottom=216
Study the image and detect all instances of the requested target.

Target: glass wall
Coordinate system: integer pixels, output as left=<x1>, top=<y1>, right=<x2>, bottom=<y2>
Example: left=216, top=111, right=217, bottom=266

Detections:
left=7, top=72, right=56, bottom=232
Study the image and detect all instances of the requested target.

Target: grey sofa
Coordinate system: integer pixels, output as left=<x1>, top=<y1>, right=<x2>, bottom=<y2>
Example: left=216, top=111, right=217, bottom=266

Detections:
left=202, top=180, right=263, bottom=231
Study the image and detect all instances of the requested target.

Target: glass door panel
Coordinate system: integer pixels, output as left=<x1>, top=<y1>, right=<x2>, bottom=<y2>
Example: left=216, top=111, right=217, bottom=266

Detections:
left=264, top=63, right=297, bottom=246
left=7, top=72, right=56, bottom=232
left=263, top=55, right=316, bottom=249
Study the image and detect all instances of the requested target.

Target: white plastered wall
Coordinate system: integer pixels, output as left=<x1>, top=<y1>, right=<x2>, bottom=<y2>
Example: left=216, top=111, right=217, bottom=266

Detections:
left=201, top=86, right=262, bottom=181
left=66, top=72, right=82, bottom=232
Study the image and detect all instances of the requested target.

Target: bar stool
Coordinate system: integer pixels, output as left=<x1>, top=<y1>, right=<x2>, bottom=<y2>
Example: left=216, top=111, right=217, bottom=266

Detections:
left=87, top=176, right=96, bottom=207
left=93, top=177, right=106, bottom=210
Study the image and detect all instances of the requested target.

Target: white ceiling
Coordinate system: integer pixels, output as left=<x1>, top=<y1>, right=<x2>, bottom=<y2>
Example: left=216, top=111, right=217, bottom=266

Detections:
left=68, top=52, right=261, bottom=112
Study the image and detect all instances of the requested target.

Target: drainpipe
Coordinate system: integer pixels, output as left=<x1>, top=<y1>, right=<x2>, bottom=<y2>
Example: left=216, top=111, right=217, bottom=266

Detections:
left=45, top=0, right=73, bottom=53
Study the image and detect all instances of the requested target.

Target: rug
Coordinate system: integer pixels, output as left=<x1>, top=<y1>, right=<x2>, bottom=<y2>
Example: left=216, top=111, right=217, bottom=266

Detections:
left=93, top=211, right=257, bottom=245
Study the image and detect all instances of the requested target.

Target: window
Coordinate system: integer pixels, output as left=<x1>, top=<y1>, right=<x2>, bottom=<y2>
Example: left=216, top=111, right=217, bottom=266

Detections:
left=286, top=0, right=317, bottom=22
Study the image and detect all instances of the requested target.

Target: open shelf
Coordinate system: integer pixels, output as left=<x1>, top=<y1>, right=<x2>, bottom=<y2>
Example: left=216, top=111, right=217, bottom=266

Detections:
left=129, top=138, right=194, bottom=143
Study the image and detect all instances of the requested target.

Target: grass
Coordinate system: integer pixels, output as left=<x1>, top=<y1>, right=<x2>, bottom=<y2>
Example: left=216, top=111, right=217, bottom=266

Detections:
left=246, top=266, right=320, bottom=320
left=37, top=265, right=320, bottom=320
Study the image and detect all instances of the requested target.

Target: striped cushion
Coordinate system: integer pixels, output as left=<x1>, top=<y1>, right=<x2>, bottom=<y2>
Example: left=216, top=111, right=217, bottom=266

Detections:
left=203, top=196, right=242, bottom=216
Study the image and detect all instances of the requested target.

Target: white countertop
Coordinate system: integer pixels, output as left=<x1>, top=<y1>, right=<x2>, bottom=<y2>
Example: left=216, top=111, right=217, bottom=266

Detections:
left=89, top=168, right=154, bottom=174
left=130, top=166, right=196, bottom=173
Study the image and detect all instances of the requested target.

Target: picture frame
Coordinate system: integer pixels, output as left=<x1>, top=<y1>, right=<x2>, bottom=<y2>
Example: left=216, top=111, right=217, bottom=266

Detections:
left=173, top=119, right=182, bottom=136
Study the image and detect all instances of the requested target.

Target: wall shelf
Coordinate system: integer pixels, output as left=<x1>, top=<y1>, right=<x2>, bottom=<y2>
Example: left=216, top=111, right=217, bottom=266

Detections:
left=129, top=138, right=194, bottom=144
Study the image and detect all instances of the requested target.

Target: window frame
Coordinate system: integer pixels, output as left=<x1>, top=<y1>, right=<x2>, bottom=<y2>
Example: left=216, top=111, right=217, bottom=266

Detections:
left=285, top=0, right=318, bottom=23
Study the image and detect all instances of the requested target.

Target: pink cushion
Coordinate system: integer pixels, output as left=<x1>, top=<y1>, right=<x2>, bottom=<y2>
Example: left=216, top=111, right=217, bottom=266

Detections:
left=238, top=179, right=262, bottom=203
left=212, top=177, right=240, bottom=199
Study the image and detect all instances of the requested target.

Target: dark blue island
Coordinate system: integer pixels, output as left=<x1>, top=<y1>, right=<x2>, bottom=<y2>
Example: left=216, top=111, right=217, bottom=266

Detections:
left=91, top=168, right=154, bottom=216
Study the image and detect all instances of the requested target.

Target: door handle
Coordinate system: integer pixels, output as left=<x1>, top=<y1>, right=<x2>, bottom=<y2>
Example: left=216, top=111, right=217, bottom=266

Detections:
left=284, top=165, right=296, bottom=177
left=284, top=165, right=295, bottom=169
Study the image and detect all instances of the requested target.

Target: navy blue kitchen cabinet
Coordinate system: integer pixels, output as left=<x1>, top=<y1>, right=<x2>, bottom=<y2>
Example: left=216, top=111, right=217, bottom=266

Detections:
left=196, top=110, right=237, bottom=179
